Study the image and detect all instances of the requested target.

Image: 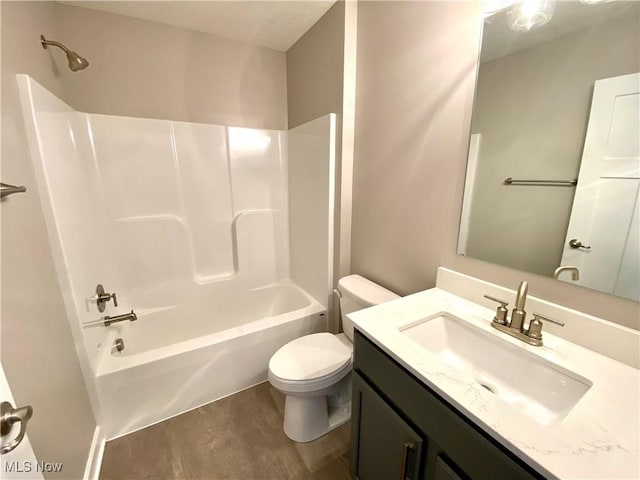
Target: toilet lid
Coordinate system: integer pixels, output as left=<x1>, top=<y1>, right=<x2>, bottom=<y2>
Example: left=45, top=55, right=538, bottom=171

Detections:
left=269, top=333, right=352, bottom=382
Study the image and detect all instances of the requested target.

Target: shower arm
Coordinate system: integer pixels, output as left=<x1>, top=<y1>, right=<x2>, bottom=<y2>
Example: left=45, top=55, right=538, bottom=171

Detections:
left=41, top=35, right=70, bottom=53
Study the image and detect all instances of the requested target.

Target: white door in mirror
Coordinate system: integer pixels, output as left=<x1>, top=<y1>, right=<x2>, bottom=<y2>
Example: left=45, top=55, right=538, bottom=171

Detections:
left=561, top=72, right=640, bottom=301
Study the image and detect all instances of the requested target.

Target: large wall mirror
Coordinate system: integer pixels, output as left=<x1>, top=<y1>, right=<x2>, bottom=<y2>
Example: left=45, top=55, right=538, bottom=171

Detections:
left=459, top=0, right=640, bottom=301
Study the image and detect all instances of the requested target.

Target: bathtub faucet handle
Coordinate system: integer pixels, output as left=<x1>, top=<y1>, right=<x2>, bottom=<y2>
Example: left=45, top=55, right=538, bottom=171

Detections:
left=95, top=284, right=118, bottom=312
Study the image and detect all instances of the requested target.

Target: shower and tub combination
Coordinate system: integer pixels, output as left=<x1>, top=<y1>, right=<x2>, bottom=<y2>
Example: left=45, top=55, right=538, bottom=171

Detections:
left=18, top=74, right=337, bottom=439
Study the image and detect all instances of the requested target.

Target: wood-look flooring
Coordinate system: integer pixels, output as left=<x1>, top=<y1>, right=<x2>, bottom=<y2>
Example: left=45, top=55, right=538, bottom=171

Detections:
left=99, top=382, right=351, bottom=480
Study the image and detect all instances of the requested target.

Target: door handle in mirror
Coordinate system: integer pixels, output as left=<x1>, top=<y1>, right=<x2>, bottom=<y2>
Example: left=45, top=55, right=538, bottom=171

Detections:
left=569, top=238, right=591, bottom=250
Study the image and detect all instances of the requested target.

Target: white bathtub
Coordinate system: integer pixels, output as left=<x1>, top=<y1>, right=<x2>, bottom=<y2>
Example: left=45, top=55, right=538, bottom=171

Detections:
left=96, top=282, right=326, bottom=439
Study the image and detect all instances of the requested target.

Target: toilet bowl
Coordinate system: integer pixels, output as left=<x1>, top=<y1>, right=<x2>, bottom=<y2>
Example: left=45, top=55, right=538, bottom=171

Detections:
left=268, top=275, right=398, bottom=442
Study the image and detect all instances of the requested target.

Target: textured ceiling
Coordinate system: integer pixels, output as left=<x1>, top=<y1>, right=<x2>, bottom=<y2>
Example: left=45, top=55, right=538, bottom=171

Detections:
left=57, top=0, right=337, bottom=51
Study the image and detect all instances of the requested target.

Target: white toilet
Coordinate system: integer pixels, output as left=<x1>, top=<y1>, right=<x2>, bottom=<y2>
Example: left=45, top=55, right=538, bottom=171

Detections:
left=268, top=275, right=399, bottom=442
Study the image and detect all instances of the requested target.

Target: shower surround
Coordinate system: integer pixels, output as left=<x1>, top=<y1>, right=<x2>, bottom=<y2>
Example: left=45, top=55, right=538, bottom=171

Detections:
left=18, top=75, right=335, bottom=438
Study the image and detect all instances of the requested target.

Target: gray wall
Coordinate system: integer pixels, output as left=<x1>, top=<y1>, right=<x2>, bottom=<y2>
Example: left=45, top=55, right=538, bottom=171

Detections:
left=286, top=0, right=344, bottom=129
left=56, top=3, right=287, bottom=129
left=286, top=0, right=346, bottom=331
left=351, top=1, right=639, bottom=329
left=467, top=14, right=640, bottom=277
left=1, top=2, right=96, bottom=478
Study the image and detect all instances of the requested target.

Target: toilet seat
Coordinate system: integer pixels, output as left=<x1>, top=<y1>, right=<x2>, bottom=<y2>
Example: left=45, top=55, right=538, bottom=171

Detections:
left=268, top=333, right=352, bottom=393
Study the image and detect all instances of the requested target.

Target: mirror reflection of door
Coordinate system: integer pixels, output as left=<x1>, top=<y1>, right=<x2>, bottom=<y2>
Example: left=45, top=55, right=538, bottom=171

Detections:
left=559, top=73, right=640, bottom=301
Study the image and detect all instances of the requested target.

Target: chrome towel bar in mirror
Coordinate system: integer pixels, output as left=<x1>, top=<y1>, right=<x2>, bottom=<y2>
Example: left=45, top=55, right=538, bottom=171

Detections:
left=503, top=177, right=577, bottom=187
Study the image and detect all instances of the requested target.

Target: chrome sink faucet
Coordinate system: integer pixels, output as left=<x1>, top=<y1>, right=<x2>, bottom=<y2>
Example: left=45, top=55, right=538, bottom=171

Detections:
left=484, top=281, right=564, bottom=346
left=510, top=280, right=528, bottom=331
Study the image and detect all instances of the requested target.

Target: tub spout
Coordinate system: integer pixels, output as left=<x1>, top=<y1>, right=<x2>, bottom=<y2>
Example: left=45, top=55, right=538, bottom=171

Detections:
left=104, top=310, right=137, bottom=327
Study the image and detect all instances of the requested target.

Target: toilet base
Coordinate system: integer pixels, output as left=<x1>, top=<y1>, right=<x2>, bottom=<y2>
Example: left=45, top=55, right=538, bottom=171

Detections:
left=282, top=373, right=352, bottom=443
left=283, top=396, right=351, bottom=443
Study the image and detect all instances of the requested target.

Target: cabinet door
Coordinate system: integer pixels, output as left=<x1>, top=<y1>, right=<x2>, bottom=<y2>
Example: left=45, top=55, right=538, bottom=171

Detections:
left=354, top=331, right=543, bottom=480
left=351, top=372, right=424, bottom=480
left=433, top=455, right=466, bottom=480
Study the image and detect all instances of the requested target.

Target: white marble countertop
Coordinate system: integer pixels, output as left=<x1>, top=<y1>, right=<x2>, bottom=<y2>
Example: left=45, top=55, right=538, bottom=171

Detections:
left=348, top=287, right=640, bottom=480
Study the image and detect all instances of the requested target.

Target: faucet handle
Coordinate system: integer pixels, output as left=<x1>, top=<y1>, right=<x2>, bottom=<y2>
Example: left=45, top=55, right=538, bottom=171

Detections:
left=483, top=295, right=509, bottom=325
left=527, top=312, right=564, bottom=342
left=531, top=312, right=565, bottom=327
left=484, top=294, right=508, bottom=306
left=95, top=284, right=118, bottom=312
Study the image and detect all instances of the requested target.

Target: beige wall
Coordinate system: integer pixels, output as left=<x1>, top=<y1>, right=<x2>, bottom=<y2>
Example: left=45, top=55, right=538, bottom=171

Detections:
left=351, top=1, right=639, bottom=329
left=55, top=3, right=287, bottom=129
left=1, top=2, right=96, bottom=478
left=467, top=14, right=640, bottom=277
left=286, top=1, right=344, bottom=129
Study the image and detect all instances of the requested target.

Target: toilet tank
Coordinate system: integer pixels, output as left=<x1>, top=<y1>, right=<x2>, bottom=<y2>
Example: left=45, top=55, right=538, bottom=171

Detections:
left=337, top=275, right=399, bottom=341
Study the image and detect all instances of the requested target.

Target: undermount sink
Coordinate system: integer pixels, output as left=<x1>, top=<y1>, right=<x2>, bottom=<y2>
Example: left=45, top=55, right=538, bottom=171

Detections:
left=400, top=312, right=592, bottom=426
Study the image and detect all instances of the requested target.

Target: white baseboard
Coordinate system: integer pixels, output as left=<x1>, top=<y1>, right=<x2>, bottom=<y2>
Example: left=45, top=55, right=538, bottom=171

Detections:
left=83, top=426, right=105, bottom=480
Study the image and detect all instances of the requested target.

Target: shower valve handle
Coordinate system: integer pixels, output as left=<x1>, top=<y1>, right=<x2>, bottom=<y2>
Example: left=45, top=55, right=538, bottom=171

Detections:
left=107, top=292, right=118, bottom=307
left=95, top=284, right=118, bottom=312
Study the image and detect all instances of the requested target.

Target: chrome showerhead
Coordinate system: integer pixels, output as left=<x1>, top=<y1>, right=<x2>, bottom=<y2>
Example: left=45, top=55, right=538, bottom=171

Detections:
left=41, top=35, right=89, bottom=72
left=66, top=50, right=90, bottom=72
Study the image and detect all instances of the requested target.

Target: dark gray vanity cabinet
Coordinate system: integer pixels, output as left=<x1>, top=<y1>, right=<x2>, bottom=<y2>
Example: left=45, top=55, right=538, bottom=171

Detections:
left=351, top=372, right=424, bottom=479
left=350, top=330, right=545, bottom=480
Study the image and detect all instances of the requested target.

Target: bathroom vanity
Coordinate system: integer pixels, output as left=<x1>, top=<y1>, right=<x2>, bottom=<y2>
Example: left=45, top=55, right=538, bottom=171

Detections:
left=348, top=269, right=639, bottom=480
left=351, top=330, right=542, bottom=480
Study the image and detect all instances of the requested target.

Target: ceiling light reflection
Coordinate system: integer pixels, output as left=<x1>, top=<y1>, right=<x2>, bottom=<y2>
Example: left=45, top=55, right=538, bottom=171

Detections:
left=507, top=0, right=557, bottom=31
